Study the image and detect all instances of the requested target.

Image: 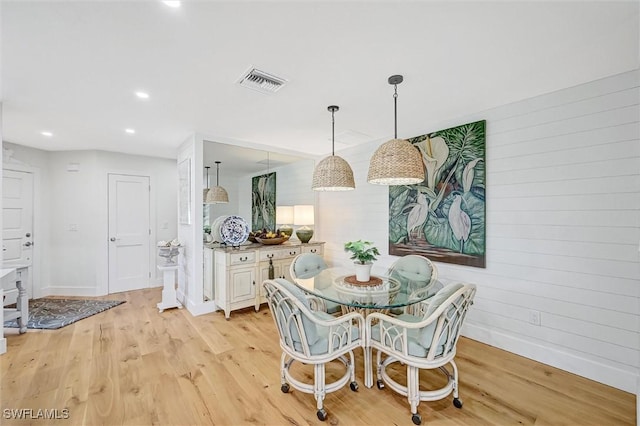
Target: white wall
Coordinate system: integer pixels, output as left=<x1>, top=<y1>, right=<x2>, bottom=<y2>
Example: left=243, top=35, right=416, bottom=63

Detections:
left=2, top=144, right=177, bottom=296
left=177, top=134, right=206, bottom=315
left=317, top=70, right=640, bottom=393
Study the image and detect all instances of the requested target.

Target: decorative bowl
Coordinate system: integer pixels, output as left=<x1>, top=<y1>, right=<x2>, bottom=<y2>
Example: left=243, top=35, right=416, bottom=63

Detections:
left=255, top=236, right=289, bottom=245
left=158, top=246, right=182, bottom=265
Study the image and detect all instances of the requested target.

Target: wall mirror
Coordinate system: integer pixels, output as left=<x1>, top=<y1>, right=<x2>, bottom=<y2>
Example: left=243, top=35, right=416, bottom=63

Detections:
left=202, top=139, right=315, bottom=301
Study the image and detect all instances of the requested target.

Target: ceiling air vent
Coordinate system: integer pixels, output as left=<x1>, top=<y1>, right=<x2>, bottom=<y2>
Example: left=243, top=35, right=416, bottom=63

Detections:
left=237, top=67, right=287, bottom=94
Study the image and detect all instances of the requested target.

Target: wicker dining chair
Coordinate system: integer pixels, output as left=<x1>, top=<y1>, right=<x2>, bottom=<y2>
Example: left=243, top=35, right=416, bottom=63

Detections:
left=365, top=282, right=476, bottom=425
left=289, top=253, right=341, bottom=314
left=262, top=278, right=365, bottom=421
left=386, top=255, right=438, bottom=314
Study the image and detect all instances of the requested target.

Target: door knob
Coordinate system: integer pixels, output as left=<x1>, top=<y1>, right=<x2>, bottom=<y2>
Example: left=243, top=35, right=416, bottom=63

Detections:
left=26, top=232, right=31, bottom=237
left=110, top=237, right=116, bottom=242
left=23, top=242, right=32, bottom=247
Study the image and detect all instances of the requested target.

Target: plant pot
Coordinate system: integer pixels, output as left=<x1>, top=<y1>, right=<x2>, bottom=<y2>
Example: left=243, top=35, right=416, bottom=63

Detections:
left=354, top=262, right=373, bottom=282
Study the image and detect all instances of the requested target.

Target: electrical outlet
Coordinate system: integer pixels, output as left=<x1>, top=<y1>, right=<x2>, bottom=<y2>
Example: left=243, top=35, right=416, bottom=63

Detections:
left=528, top=309, right=541, bottom=326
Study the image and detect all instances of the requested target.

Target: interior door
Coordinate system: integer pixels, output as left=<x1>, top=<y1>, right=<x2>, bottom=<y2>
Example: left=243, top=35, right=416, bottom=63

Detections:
left=2, top=169, right=34, bottom=299
left=108, top=174, right=150, bottom=294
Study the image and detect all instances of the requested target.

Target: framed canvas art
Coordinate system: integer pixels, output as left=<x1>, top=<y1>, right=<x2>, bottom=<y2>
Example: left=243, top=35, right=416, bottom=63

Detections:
left=251, top=172, right=276, bottom=231
left=389, top=120, right=486, bottom=268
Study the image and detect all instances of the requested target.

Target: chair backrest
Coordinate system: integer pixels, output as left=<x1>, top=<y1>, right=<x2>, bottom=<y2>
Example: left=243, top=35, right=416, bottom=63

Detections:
left=262, top=278, right=322, bottom=356
left=419, top=283, right=476, bottom=361
left=387, top=255, right=438, bottom=293
left=289, top=253, right=328, bottom=280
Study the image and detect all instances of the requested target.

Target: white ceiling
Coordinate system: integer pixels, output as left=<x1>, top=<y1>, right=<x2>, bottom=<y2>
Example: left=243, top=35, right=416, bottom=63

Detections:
left=2, top=1, right=639, bottom=166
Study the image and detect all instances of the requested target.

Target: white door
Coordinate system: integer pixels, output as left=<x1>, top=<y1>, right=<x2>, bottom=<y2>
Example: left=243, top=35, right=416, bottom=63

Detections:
left=2, top=169, right=33, bottom=299
left=108, top=174, right=150, bottom=294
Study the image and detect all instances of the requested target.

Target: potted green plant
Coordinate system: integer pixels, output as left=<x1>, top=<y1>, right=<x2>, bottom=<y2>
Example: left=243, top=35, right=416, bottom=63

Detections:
left=344, top=240, right=380, bottom=282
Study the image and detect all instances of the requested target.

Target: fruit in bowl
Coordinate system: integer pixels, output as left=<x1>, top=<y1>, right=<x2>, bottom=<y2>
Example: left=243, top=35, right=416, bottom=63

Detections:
left=254, top=228, right=290, bottom=245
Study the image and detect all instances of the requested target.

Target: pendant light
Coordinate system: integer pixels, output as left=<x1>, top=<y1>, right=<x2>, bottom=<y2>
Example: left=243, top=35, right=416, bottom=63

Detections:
left=367, top=75, right=425, bottom=185
left=312, top=105, right=355, bottom=191
left=206, top=161, right=229, bottom=204
left=203, top=166, right=211, bottom=201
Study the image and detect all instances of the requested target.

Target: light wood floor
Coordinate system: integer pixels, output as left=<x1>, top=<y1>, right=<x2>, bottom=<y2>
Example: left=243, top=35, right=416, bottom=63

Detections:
left=1, top=288, right=635, bottom=425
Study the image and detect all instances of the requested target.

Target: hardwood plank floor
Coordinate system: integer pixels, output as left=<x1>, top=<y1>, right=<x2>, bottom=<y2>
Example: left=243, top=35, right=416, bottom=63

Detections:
left=1, top=288, right=635, bottom=425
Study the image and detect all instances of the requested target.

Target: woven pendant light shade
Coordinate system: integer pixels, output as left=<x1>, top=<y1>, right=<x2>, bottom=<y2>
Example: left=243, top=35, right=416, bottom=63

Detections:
left=312, top=105, right=355, bottom=191
left=367, top=138, right=424, bottom=185
left=312, top=155, right=355, bottom=190
left=206, top=161, right=229, bottom=204
left=206, top=186, right=229, bottom=203
left=367, top=74, right=425, bottom=185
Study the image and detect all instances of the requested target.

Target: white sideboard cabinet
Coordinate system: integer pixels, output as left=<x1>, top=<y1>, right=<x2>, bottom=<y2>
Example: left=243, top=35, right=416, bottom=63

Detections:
left=213, top=241, right=324, bottom=319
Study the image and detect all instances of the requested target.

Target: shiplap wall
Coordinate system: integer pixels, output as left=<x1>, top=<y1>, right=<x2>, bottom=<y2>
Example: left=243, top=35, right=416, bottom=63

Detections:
left=317, top=70, right=639, bottom=392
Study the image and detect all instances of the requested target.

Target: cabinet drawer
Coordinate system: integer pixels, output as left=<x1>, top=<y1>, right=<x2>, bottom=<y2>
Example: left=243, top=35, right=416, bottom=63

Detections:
left=229, top=251, right=256, bottom=265
left=259, top=248, right=283, bottom=261
left=280, top=247, right=300, bottom=259
left=302, top=245, right=323, bottom=255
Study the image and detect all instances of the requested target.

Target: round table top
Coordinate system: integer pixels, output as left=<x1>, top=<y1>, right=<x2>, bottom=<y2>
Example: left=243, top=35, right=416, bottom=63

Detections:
left=292, top=267, right=442, bottom=309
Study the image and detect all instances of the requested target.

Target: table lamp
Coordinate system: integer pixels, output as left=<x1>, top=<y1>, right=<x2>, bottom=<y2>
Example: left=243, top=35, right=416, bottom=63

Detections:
left=294, top=205, right=314, bottom=243
left=276, top=205, right=294, bottom=237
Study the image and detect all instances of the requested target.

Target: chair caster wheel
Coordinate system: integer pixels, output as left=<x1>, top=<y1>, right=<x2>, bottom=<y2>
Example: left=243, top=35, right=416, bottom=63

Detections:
left=317, top=409, right=328, bottom=421
left=280, top=383, right=290, bottom=393
left=411, top=413, right=422, bottom=425
left=453, top=398, right=463, bottom=408
left=350, top=381, right=358, bottom=392
left=376, top=379, right=385, bottom=389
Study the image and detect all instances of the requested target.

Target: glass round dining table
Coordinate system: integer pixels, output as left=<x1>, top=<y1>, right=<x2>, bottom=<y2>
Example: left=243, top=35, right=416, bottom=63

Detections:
left=292, top=267, right=443, bottom=315
left=292, top=266, right=444, bottom=389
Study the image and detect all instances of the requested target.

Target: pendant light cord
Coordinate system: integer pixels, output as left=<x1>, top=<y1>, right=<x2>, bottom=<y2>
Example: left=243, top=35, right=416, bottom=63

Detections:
left=215, top=162, right=220, bottom=186
left=393, top=84, right=398, bottom=139
left=331, top=108, right=335, bottom=156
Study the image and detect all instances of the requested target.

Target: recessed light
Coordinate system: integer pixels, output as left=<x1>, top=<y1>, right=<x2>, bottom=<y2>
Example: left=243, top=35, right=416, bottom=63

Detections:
left=41, top=131, right=53, bottom=137
left=125, top=129, right=136, bottom=134
left=162, top=1, right=181, bottom=8
left=135, top=91, right=150, bottom=99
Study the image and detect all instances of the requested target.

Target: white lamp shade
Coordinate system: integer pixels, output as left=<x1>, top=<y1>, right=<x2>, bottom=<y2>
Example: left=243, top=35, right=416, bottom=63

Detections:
left=293, top=205, right=314, bottom=226
left=276, top=205, right=294, bottom=224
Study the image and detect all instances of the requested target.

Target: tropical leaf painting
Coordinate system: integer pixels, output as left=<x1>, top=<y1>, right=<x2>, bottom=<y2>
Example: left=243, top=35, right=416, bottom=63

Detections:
left=251, top=172, right=276, bottom=232
left=389, top=120, right=486, bottom=268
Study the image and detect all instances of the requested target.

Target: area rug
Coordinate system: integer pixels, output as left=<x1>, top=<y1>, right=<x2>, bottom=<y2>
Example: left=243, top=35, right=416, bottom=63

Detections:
left=3, top=298, right=125, bottom=330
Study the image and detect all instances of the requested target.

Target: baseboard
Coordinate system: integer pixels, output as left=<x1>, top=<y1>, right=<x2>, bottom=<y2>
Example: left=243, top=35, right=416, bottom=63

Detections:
left=0, top=337, right=6, bottom=355
left=463, top=322, right=638, bottom=394
left=186, top=298, right=218, bottom=316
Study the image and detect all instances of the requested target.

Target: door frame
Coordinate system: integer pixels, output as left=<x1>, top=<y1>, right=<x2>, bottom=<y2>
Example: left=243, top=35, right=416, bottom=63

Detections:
left=102, top=169, right=157, bottom=296
left=2, top=163, right=41, bottom=299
